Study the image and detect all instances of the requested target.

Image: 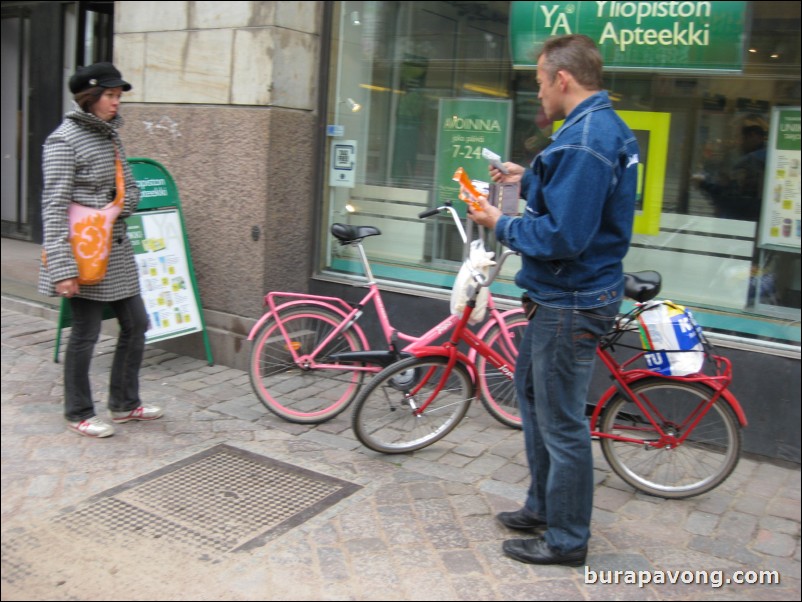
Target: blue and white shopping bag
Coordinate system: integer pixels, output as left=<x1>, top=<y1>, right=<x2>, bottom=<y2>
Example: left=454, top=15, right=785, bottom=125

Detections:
left=636, top=301, right=705, bottom=376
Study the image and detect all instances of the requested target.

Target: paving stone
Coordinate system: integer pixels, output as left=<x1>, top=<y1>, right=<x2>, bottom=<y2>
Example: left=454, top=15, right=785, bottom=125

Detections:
left=440, top=549, right=485, bottom=574
left=685, top=510, right=720, bottom=536
left=768, top=498, right=802, bottom=522
left=752, top=529, right=799, bottom=557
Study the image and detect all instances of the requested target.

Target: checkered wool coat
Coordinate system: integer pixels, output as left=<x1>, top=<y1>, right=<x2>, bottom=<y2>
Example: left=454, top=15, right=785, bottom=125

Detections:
left=38, top=104, right=141, bottom=301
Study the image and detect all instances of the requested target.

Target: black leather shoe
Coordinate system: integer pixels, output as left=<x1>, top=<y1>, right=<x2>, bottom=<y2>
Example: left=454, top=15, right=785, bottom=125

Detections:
left=496, top=508, right=547, bottom=532
left=502, top=536, right=587, bottom=567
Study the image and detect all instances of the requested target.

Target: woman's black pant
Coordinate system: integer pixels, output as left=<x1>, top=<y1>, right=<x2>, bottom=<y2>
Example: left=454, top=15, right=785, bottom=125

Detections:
left=63, top=295, right=148, bottom=421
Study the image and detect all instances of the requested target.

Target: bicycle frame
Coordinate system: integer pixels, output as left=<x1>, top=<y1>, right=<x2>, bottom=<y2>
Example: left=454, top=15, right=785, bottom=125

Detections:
left=249, top=287, right=436, bottom=370
left=406, top=301, right=517, bottom=414
left=246, top=265, right=521, bottom=374
left=247, top=202, right=524, bottom=370
left=588, top=347, right=748, bottom=446
left=405, top=292, right=748, bottom=437
left=400, top=249, right=521, bottom=413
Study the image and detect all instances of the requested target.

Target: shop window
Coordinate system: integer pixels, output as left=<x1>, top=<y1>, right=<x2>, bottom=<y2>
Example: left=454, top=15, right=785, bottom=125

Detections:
left=321, top=1, right=800, bottom=347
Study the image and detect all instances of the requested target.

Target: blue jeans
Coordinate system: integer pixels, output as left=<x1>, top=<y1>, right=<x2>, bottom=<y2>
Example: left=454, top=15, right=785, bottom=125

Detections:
left=515, top=301, right=619, bottom=553
left=64, top=295, right=148, bottom=421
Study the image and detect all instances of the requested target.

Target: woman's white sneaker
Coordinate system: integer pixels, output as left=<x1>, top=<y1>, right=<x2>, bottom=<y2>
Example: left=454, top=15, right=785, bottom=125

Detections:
left=67, top=416, right=115, bottom=438
left=110, top=405, right=164, bottom=423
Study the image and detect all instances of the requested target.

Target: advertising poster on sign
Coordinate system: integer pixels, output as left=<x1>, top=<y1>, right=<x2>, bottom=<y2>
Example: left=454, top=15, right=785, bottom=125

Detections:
left=126, top=209, right=204, bottom=343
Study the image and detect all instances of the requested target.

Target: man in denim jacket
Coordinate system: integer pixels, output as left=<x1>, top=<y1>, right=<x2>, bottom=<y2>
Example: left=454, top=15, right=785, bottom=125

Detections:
left=469, top=34, right=639, bottom=566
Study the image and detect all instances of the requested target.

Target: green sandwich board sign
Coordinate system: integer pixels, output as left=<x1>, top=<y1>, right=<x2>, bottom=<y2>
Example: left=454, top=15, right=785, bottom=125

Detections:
left=510, top=1, right=747, bottom=72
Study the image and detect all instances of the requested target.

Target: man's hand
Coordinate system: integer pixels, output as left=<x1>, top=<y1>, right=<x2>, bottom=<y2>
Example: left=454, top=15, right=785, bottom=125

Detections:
left=467, top=193, right=502, bottom=230
left=468, top=161, right=526, bottom=229
left=489, top=162, right=525, bottom=183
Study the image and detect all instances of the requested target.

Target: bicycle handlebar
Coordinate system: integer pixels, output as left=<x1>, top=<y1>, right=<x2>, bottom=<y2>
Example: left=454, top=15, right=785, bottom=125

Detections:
left=419, top=203, right=518, bottom=293
left=472, top=249, right=517, bottom=290
left=418, top=203, right=467, bottom=244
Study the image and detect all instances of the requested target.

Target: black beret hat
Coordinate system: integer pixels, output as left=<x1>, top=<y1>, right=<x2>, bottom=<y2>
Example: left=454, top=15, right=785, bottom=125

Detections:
left=69, top=62, right=132, bottom=94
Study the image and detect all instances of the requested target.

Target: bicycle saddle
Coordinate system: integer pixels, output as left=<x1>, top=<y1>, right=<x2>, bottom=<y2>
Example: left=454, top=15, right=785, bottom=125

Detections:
left=623, top=271, right=662, bottom=302
left=331, top=223, right=382, bottom=245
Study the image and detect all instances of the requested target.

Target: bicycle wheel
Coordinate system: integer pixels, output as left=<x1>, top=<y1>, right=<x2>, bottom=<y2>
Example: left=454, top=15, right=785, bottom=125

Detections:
left=476, top=313, right=527, bottom=429
left=351, top=356, right=473, bottom=453
left=599, top=378, right=741, bottom=499
left=249, top=305, right=366, bottom=424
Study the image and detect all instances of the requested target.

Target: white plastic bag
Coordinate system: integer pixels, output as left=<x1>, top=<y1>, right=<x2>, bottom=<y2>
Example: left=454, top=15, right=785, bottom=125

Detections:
left=450, top=239, right=496, bottom=324
left=636, top=300, right=705, bottom=376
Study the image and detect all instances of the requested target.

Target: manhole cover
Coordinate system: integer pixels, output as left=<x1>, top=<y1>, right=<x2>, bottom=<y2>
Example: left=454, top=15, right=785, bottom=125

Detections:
left=51, top=444, right=361, bottom=555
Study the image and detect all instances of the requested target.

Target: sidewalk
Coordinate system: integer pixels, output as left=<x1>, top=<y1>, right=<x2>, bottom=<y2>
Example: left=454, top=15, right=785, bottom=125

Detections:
left=1, top=294, right=800, bottom=601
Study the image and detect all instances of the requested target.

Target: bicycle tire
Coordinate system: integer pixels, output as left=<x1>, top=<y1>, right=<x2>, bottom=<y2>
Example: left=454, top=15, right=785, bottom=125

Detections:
left=476, top=313, right=527, bottom=429
left=351, top=356, right=473, bottom=453
left=249, top=305, right=366, bottom=424
left=599, top=378, right=741, bottom=499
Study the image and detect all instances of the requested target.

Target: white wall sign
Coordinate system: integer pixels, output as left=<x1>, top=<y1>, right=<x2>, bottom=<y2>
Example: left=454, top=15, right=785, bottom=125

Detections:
left=329, top=140, right=357, bottom=188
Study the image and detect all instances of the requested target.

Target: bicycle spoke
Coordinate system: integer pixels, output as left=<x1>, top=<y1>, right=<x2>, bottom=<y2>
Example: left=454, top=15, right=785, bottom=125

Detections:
left=352, top=357, right=473, bottom=453
left=249, top=307, right=365, bottom=423
left=599, top=378, right=741, bottom=499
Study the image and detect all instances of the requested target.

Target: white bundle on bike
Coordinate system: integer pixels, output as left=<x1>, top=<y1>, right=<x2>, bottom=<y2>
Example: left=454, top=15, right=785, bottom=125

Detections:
left=450, top=239, right=495, bottom=325
left=636, top=300, right=705, bottom=376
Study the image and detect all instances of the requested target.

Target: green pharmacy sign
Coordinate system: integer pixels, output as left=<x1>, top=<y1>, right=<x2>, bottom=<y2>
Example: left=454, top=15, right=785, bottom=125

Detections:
left=510, top=1, right=747, bottom=72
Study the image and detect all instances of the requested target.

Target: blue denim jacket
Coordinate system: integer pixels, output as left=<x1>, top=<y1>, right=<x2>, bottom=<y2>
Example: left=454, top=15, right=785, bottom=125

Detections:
left=495, top=91, right=639, bottom=309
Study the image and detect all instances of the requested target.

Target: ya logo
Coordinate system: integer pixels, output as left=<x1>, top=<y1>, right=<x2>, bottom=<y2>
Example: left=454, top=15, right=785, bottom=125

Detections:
left=538, top=4, right=575, bottom=35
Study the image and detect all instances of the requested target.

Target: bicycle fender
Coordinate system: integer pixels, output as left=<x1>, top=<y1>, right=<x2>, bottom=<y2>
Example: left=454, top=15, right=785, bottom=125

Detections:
left=468, top=307, right=526, bottom=362
left=590, top=381, right=748, bottom=429
left=410, top=346, right=477, bottom=383
left=248, top=314, right=273, bottom=340
left=472, top=307, right=525, bottom=340
left=589, top=385, right=618, bottom=430
left=720, top=388, right=748, bottom=427
left=247, top=300, right=356, bottom=341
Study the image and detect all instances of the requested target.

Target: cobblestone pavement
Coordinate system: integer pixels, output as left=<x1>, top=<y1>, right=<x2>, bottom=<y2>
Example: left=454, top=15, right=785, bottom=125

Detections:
left=1, top=297, right=800, bottom=601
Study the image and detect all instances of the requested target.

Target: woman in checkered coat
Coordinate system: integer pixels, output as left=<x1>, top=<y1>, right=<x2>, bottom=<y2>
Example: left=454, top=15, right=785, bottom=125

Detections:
left=39, top=63, right=163, bottom=438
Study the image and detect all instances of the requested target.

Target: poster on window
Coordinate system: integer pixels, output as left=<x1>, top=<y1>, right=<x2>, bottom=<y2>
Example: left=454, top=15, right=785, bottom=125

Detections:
left=758, top=107, right=801, bottom=252
left=435, top=99, right=512, bottom=211
left=126, top=209, right=204, bottom=342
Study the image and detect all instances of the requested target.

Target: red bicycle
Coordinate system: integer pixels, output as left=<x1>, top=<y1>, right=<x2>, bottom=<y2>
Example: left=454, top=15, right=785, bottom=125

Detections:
left=351, top=264, right=748, bottom=499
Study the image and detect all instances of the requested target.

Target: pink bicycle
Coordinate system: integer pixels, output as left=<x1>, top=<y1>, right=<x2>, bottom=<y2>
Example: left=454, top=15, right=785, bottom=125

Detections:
left=247, top=203, right=526, bottom=425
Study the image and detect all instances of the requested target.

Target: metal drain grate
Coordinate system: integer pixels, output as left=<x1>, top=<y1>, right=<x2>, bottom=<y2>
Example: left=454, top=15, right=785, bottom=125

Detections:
left=51, top=444, right=361, bottom=555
